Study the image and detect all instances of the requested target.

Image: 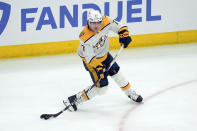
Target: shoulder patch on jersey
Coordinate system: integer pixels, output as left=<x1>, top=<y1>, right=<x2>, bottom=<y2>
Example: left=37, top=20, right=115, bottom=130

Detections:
left=79, top=16, right=110, bottom=43
left=79, top=25, right=95, bottom=43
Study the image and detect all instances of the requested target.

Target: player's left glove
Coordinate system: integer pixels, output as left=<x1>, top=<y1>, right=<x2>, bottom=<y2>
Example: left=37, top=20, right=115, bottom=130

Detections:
left=118, top=26, right=132, bottom=48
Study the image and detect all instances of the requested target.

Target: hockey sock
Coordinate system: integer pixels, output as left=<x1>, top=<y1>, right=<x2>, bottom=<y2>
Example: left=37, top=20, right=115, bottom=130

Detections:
left=76, top=85, right=108, bottom=103
left=111, top=71, right=133, bottom=96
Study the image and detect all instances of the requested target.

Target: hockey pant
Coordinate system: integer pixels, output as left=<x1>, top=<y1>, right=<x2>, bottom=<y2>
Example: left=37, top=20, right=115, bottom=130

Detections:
left=76, top=53, right=133, bottom=103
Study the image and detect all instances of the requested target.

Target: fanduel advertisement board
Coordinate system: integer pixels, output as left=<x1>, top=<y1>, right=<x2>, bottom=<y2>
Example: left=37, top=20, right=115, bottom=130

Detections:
left=0, top=0, right=196, bottom=46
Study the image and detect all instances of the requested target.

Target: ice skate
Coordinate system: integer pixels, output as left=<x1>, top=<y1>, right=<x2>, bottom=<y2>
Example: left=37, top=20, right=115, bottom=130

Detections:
left=128, top=90, right=143, bottom=103
left=63, top=95, right=78, bottom=112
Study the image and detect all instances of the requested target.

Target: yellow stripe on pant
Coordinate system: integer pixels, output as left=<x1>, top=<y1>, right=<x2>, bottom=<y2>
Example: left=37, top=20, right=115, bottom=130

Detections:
left=82, top=59, right=100, bottom=87
left=80, top=53, right=109, bottom=87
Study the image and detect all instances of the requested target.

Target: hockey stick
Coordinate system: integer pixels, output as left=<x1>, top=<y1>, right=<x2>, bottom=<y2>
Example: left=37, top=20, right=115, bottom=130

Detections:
left=40, top=106, right=70, bottom=120
left=40, top=45, right=124, bottom=120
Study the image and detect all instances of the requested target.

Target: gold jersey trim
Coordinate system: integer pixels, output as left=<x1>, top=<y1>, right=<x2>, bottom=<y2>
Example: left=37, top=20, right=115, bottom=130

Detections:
left=79, top=16, right=111, bottom=43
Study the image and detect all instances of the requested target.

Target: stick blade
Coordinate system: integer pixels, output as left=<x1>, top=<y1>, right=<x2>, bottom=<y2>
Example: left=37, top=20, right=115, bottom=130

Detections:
left=40, top=105, right=70, bottom=120
left=40, top=114, right=54, bottom=120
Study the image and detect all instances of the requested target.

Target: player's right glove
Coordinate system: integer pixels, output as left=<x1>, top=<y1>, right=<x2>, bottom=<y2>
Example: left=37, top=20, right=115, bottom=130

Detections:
left=118, top=26, right=132, bottom=48
left=96, top=65, right=105, bottom=79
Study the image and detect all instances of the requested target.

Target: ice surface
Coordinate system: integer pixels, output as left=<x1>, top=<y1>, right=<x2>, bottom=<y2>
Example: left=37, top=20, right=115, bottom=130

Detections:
left=0, top=43, right=197, bottom=131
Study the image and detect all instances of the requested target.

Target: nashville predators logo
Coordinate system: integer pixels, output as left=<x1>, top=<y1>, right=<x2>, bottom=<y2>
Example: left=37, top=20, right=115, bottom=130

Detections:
left=94, top=35, right=108, bottom=49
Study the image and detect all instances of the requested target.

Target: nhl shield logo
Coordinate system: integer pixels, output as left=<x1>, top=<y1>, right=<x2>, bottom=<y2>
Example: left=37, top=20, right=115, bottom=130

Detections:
left=0, top=2, right=11, bottom=37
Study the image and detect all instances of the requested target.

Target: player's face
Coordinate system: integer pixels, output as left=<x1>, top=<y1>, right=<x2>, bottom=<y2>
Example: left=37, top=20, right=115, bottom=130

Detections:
left=89, top=21, right=102, bottom=33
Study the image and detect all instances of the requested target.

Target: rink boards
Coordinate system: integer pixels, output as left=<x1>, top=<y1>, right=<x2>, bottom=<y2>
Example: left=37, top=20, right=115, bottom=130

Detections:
left=0, top=0, right=197, bottom=59
left=0, top=30, right=197, bottom=59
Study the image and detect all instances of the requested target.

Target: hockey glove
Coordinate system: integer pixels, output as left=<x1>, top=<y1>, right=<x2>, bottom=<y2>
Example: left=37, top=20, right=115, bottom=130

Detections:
left=89, top=57, right=108, bottom=79
left=96, top=65, right=105, bottom=79
left=118, top=26, right=132, bottom=48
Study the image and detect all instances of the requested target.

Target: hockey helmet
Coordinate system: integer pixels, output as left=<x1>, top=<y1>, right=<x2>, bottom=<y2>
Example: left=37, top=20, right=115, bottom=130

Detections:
left=87, top=9, right=102, bottom=25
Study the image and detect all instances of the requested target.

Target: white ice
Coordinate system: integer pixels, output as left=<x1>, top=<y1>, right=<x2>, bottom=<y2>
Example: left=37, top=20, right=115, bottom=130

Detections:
left=0, top=43, right=197, bottom=131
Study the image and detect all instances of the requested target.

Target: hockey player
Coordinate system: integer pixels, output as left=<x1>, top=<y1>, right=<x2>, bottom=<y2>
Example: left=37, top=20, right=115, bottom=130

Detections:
left=63, top=9, right=143, bottom=111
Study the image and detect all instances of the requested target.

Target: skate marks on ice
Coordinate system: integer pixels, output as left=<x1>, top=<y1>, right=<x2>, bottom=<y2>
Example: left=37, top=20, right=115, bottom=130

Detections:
left=119, top=78, right=197, bottom=131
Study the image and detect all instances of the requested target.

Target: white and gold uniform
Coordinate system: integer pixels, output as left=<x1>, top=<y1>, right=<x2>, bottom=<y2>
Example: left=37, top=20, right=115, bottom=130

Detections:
left=75, top=16, right=133, bottom=100
left=77, top=16, right=125, bottom=66
left=63, top=14, right=142, bottom=112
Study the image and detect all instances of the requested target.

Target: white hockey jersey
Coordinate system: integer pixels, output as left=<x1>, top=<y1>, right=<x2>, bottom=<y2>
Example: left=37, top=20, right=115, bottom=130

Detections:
left=77, top=16, right=124, bottom=67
